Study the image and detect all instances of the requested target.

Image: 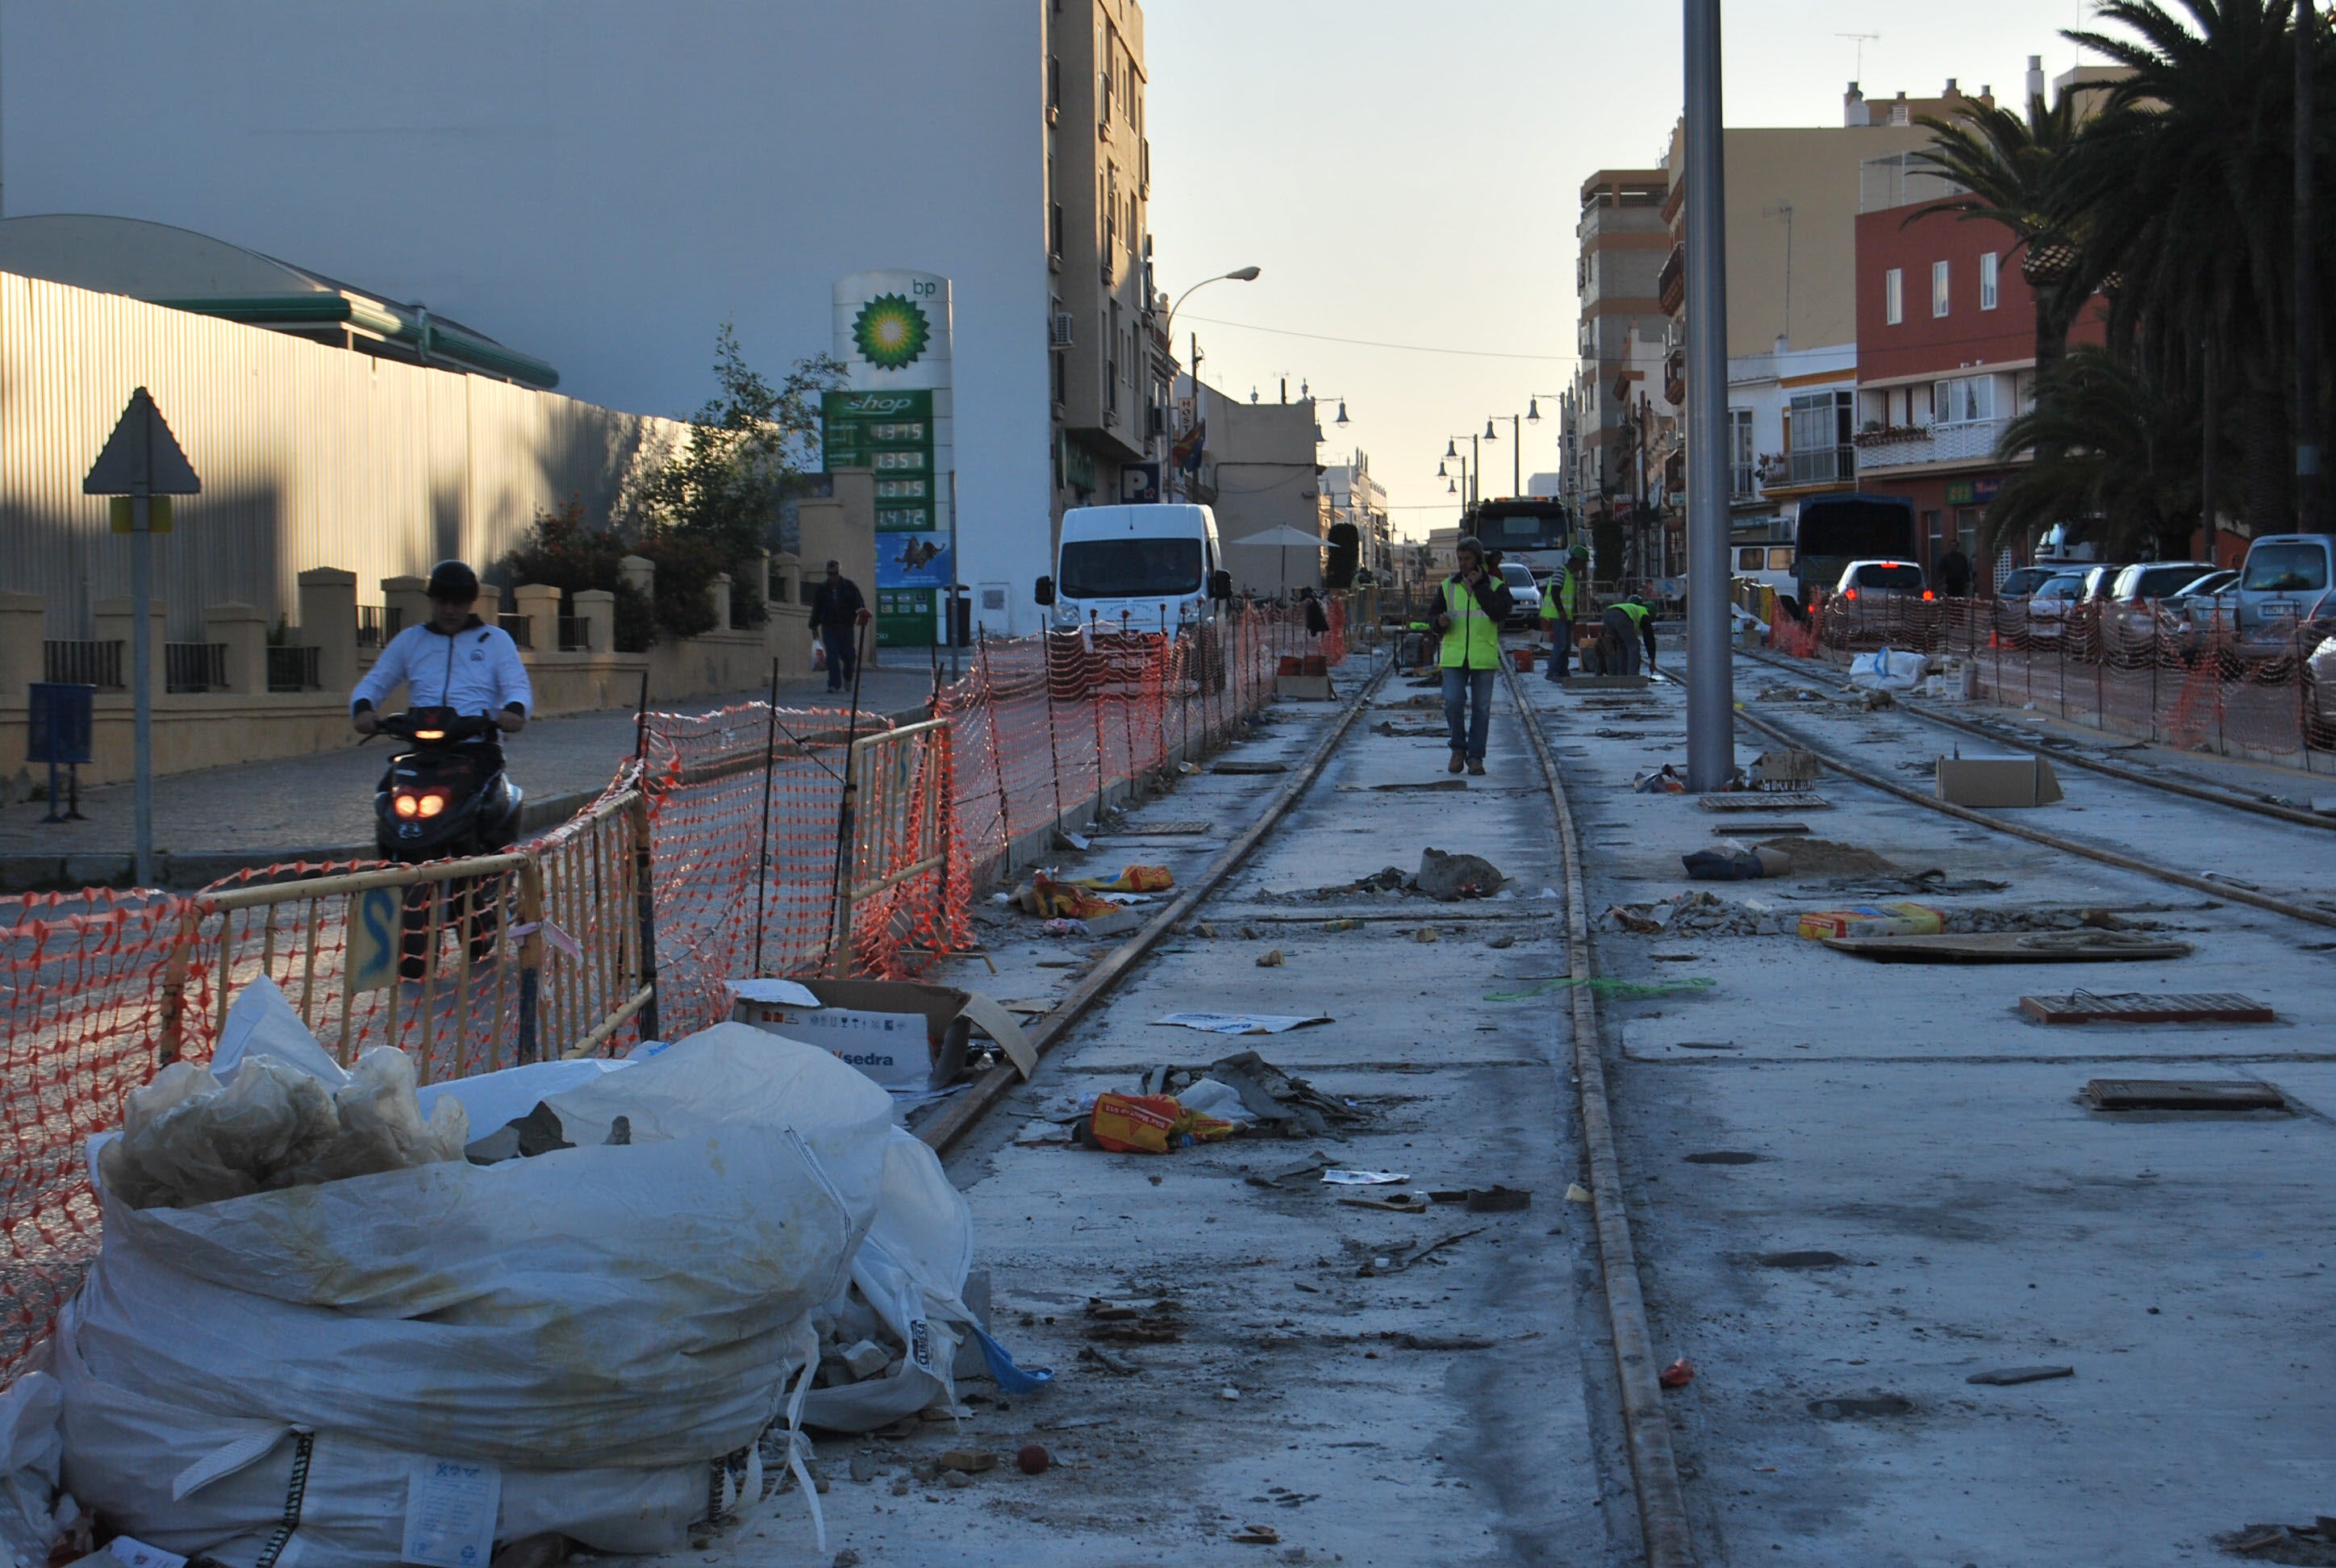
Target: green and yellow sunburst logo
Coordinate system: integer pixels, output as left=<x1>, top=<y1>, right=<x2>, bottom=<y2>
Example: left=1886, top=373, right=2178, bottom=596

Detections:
left=853, top=294, right=931, bottom=370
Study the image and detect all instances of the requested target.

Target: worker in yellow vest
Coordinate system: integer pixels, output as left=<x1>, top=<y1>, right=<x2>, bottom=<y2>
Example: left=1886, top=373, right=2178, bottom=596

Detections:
left=1600, top=594, right=1658, bottom=677
left=1433, top=536, right=1514, bottom=774
left=1542, top=544, right=1587, bottom=682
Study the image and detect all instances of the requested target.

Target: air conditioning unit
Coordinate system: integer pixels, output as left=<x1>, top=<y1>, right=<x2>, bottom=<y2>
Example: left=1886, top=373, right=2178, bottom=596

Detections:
left=1050, top=312, right=1075, bottom=348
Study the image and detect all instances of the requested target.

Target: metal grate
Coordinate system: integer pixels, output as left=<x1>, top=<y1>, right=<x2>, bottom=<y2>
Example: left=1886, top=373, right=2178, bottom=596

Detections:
left=43, top=640, right=123, bottom=690
left=498, top=612, right=534, bottom=649
left=356, top=605, right=390, bottom=648
left=266, top=644, right=322, bottom=692
left=2023, top=992, right=2274, bottom=1026
left=165, top=642, right=227, bottom=694
left=557, top=615, right=592, bottom=653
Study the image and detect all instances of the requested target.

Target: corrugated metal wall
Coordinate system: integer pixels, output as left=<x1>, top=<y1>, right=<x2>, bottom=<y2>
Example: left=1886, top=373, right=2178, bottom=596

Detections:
left=0, top=272, right=686, bottom=637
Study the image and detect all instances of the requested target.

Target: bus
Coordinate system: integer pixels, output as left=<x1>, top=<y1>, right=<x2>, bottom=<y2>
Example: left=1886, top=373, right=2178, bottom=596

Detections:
left=1793, top=492, right=1917, bottom=604
left=1464, top=497, right=1575, bottom=578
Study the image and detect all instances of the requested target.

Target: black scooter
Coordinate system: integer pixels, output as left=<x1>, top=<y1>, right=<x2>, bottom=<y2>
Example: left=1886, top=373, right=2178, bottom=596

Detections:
left=370, top=708, right=525, bottom=978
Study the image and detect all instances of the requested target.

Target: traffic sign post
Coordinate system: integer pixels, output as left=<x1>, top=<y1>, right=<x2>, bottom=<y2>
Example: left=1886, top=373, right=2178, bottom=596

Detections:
left=83, top=387, right=200, bottom=888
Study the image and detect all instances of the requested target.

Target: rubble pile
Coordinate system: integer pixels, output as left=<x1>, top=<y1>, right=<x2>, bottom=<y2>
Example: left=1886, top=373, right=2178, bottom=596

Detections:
left=1600, top=890, right=2173, bottom=938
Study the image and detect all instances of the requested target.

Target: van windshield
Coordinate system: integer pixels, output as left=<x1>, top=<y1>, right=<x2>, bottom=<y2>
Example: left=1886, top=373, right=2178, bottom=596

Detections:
left=2242, top=542, right=2330, bottom=593
left=1060, top=537, right=1203, bottom=599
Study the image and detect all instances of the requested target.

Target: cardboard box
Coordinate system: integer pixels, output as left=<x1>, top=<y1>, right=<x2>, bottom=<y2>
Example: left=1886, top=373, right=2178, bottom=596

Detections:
left=728, top=976, right=1036, bottom=1093
left=1796, top=901, right=1944, bottom=940
left=1935, top=753, right=2063, bottom=807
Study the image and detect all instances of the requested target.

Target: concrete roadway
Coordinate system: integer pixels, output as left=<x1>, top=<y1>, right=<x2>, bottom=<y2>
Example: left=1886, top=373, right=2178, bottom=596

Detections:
left=711, top=665, right=1630, bottom=1566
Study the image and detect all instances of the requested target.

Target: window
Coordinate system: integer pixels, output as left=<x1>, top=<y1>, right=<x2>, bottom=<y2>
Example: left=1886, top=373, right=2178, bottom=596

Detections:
left=1979, top=251, right=2000, bottom=311
left=1767, top=545, right=1795, bottom=571
left=1728, top=407, right=1755, bottom=496
left=1933, top=375, right=1995, bottom=424
left=1931, top=260, right=1950, bottom=317
left=1787, top=390, right=1855, bottom=485
left=1884, top=267, right=1904, bottom=326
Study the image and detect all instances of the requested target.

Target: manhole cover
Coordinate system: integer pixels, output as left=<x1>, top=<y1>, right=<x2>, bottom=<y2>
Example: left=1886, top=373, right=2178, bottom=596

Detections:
left=2023, top=992, right=2273, bottom=1025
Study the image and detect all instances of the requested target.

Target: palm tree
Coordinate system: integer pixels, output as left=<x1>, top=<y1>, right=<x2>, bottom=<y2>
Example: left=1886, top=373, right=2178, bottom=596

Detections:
left=1984, top=347, right=2205, bottom=561
left=2060, top=0, right=2336, bottom=532
left=1908, top=90, right=2096, bottom=373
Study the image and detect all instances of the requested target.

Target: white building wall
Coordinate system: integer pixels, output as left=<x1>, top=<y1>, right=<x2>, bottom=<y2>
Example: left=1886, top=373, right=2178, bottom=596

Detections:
left=0, top=0, right=1055, bottom=632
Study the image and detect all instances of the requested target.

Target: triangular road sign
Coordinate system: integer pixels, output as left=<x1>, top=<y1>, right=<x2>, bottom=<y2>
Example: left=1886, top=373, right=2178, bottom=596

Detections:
left=83, top=387, right=201, bottom=496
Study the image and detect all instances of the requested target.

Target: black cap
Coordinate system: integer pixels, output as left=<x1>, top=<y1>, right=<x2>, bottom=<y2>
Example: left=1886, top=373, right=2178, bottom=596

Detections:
left=426, top=560, right=480, bottom=602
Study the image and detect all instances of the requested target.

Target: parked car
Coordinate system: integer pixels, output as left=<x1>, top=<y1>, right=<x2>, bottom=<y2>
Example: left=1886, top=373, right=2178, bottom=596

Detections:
left=2230, top=534, right=2336, bottom=641
left=2233, top=586, right=2336, bottom=667
left=1831, top=559, right=1929, bottom=602
left=2022, top=570, right=2091, bottom=640
left=2163, top=569, right=2239, bottom=660
left=1496, top=559, right=1541, bottom=628
left=2104, top=561, right=2213, bottom=653
left=1997, top=565, right=2065, bottom=599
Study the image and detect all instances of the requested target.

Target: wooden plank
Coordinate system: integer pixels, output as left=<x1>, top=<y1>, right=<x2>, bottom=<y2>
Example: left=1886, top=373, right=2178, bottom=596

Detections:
left=1824, top=932, right=2194, bottom=964
left=2084, top=1078, right=2287, bottom=1111
left=2020, top=991, right=2274, bottom=1025
left=1698, top=792, right=1832, bottom=812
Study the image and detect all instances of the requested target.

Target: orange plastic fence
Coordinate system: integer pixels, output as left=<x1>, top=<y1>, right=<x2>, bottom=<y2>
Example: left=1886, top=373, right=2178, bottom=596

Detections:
left=1771, top=594, right=2335, bottom=765
left=0, top=600, right=1346, bottom=1379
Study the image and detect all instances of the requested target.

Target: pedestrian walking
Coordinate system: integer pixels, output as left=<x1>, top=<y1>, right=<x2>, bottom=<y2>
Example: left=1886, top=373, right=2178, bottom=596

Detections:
left=1433, top=536, right=1512, bottom=774
left=809, top=559, right=871, bottom=694
left=1599, top=593, right=1657, bottom=676
left=1938, top=542, right=1974, bottom=599
left=1543, top=544, right=1587, bottom=681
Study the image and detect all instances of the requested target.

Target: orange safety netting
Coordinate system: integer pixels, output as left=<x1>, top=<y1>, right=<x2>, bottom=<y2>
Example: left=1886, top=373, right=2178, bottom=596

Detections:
left=0, top=598, right=1354, bottom=1382
left=1767, top=594, right=2336, bottom=766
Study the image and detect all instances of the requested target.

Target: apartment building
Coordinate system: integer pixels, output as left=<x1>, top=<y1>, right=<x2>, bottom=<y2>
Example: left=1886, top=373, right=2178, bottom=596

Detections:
left=1324, top=452, right=1391, bottom=584
left=1567, top=169, right=1673, bottom=529
left=1047, top=0, right=1162, bottom=531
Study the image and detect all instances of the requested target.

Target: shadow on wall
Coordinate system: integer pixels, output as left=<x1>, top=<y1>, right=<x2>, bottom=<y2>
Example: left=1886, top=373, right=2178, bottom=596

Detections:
left=15, top=478, right=290, bottom=640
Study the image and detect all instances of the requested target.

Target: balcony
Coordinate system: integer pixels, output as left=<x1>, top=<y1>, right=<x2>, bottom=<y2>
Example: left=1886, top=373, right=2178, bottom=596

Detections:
left=1853, top=416, right=2009, bottom=470
left=1657, top=244, right=1684, bottom=315
left=1785, top=444, right=1856, bottom=487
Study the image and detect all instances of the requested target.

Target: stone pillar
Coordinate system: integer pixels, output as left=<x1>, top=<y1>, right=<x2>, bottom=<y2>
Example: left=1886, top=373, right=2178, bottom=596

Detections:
left=0, top=592, right=46, bottom=700
left=619, top=555, right=655, bottom=600
left=573, top=589, right=615, bottom=656
left=202, top=603, right=269, bottom=694
left=769, top=552, right=803, bottom=611
left=515, top=583, right=561, bottom=652
left=91, top=596, right=167, bottom=699
left=382, top=575, right=430, bottom=640
left=295, top=567, right=359, bottom=691
left=709, top=572, right=733, bottom=631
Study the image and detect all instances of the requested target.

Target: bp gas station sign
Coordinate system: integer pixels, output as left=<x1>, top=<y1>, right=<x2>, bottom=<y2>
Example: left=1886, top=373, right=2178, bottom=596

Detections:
left=827, top=273, right=953, bottom=648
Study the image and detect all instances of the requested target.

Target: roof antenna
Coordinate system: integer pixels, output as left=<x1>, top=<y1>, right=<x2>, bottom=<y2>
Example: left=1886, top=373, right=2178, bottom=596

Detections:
left=1838, top=32, right=1880, bottom=81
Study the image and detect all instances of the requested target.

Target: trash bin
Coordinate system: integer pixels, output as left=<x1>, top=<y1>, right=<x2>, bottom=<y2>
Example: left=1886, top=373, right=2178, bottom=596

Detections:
left=1510, top=647, right=1537, bottom=673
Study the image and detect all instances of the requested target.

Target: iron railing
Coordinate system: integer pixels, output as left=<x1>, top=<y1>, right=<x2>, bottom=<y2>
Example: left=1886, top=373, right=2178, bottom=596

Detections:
left=164, top=643, right=226, bottom=694
left=557, top=615, right=592, bottom=653
left=44, top=640, right=122, bottom=689
left=266, top=644, right=321, bottom=692
left=498, top=613, right=534, bottom=649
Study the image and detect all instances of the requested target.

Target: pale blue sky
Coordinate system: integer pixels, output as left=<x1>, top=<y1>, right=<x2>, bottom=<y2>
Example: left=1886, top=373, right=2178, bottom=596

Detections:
left=1145, top=0, right=2103, bottom=537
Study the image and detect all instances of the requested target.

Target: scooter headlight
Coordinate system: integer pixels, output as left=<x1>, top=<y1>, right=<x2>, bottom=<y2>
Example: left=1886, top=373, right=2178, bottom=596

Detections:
left=417, top=791, right=448, bottom=818
left=394, top=793, right=420, bottom=819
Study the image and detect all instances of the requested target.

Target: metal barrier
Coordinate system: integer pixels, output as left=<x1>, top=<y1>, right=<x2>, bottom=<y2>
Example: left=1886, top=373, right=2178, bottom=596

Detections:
left=829, top=718, right=952, bottom=978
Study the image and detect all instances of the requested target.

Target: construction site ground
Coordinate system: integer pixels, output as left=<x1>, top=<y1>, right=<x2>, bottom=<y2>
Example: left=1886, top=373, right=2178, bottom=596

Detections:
left=666, top=644, right=2334, bottom=1566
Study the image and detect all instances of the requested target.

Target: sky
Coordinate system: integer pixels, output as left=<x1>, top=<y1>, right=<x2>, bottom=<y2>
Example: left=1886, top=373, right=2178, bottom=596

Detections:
left=1144, top=0, right=2107, bottom=540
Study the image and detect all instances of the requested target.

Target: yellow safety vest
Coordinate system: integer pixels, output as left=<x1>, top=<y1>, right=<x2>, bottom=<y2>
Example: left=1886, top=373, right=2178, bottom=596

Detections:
left=1439, top=576, right=1502, bottom=669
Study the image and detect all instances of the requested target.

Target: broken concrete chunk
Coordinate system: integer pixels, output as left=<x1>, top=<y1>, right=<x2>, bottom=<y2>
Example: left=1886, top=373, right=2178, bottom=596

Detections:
left=840, top=1339, right=890, bottom=1381
left=1416, top=848, right=1504, bottom=901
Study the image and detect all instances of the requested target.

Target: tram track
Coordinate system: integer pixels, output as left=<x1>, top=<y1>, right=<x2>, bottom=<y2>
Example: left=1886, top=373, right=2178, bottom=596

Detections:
left=904, top=649, right=1695, bottom=1567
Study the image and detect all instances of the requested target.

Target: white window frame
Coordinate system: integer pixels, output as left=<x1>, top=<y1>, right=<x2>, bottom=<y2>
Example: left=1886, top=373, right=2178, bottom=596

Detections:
left=1931, top=260, right=1950, bottom=318
left=1979, top=251, right=2000, bottom=311
left=1884, top=267, right=1903, bottom=326
left=1933, top=375, right=1996, bottom=425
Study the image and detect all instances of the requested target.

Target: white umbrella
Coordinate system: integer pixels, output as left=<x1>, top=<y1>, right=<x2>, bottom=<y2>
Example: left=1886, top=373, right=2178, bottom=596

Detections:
left=1232, top=525, right=1324, bottom=595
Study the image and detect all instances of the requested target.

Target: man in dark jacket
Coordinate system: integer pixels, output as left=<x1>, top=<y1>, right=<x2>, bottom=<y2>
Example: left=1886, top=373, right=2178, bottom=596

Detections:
left=809, top=560, right=871, bottom=693
left=1937, top=544, right=1974, bottom=598
left=1433, top=536, right=1514, bottom=774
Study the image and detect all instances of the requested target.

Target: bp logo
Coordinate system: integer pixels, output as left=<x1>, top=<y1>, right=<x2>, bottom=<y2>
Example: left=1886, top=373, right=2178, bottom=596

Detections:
left=852, top=294, right=931, bottom=370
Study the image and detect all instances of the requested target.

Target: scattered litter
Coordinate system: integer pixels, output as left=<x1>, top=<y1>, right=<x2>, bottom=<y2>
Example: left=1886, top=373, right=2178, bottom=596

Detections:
left=2084, top=1078, right=2287, bottom=1112
left=1201, top=1051, right=1364, bottom=1136
left=1156, top=1011, right=1333, bottom=1036
left=1826, top=931, right=2194, bottom=963
left=1089, top=1091, right=1237, bottom=1153
left=1322, top=1169, right=1409, bottom=1186
left=1658, top=1357, right=1696, bottom=1389
left=1217, top=1386, right=1242, bottom=1402
left=1600, top=890, right=1787, bottom=937
left=1966, top=1365, right=2075, bottom=1386
left=1848, top=648, right=1927, bottom=691
left=1255, top=949, right=1286, bottom=967
left=1796, top=902, right=1942, bottom=941
left=1070, top=865, right=1174, bottom=894
left=1228, top=1526, right=1281, bottom=1545
left=1415, top=848, right=1506, bottom=900
left=1632, top=765, right=1687, bottom=794
left=1413, top=926, right=1441, bottom=944
left=1381, top=1226, right=1485, bottom=1272
left=1245, top=1157, right=1331, bottom=1188
left=1699, top=791, right=1830, bottom=812
left=1262, top=865, right=1414, bottom=901
left=1682, top=842, right=1789, bottom=882
left=2021, top=991, right=2272, bottom=1025
left=1486, top=974, right=1715, bottom=1002
left=1015, top=1120, right=1074, bottom=1147
left=1746, top=749, right=1821, bottom=790
left=1339, top=1191, right=1430, bottom=1213
left=1564, top=1182, right=1591, bottom=1203
left=1323, top=917, right=1362, bottom=932
left=1426, top=1186, right=1531, bottom=1211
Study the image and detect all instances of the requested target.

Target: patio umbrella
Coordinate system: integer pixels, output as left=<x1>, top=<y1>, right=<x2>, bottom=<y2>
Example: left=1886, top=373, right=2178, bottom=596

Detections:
left=1233, top=524, right=1326, bottom=595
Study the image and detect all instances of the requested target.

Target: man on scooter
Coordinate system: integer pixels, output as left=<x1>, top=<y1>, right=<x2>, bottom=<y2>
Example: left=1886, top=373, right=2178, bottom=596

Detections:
left=350, top=560, right=532, bottom=752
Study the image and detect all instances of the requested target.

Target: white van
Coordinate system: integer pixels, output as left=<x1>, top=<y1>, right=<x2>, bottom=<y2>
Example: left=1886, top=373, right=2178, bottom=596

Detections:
left=1038, top=503, right=1228, bottom=633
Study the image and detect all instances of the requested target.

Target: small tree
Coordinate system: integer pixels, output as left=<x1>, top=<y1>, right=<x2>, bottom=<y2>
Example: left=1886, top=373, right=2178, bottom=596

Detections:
left=498, top=498, right=657, bottom=652
left=632, top=324, right=842, bottom=640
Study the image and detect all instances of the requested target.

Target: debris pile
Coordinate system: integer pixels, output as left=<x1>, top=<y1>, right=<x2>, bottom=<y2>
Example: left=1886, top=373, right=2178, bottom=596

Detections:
left=1262, top=849, right=1510, bottom=903
left=1600, top=888, right=2174, bottom=938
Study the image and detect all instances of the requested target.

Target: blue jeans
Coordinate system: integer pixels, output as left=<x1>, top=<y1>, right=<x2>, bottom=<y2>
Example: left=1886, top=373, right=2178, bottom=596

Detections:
left=1442, top=668, right=1495, bottom=761
left=1545, top=615, right=1571, bottom=680
left=822, top=625, right=857, bottom=691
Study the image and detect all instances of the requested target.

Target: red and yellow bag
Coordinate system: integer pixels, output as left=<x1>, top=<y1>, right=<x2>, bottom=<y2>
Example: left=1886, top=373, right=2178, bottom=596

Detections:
left=1089, top=1092, right=1237, bottom=1153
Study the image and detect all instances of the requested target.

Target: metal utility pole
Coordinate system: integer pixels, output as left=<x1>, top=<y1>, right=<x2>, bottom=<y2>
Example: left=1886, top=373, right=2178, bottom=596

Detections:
left=2298, top=0, right=2326, bottom=532
left=1683, top=0, right=1737, bottom=791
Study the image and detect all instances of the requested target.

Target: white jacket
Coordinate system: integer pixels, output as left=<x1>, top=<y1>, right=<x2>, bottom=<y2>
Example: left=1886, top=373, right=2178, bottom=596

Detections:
left=350, top=619, right=533, bottom=717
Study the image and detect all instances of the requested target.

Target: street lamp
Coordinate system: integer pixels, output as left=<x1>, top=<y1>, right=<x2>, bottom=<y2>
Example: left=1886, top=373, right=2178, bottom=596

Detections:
left=1159, top=265, right=1262, bottom=501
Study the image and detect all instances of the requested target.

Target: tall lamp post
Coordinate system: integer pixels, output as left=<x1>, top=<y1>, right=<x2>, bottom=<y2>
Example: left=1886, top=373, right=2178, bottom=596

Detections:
left=1483, top=415, right=1524, bottom=499
left=1683, top=0, right=1736, bottom=792
left=1444, top=435, right=1481, bottom=511
left=1161, top=265, right=1262, bottom=500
